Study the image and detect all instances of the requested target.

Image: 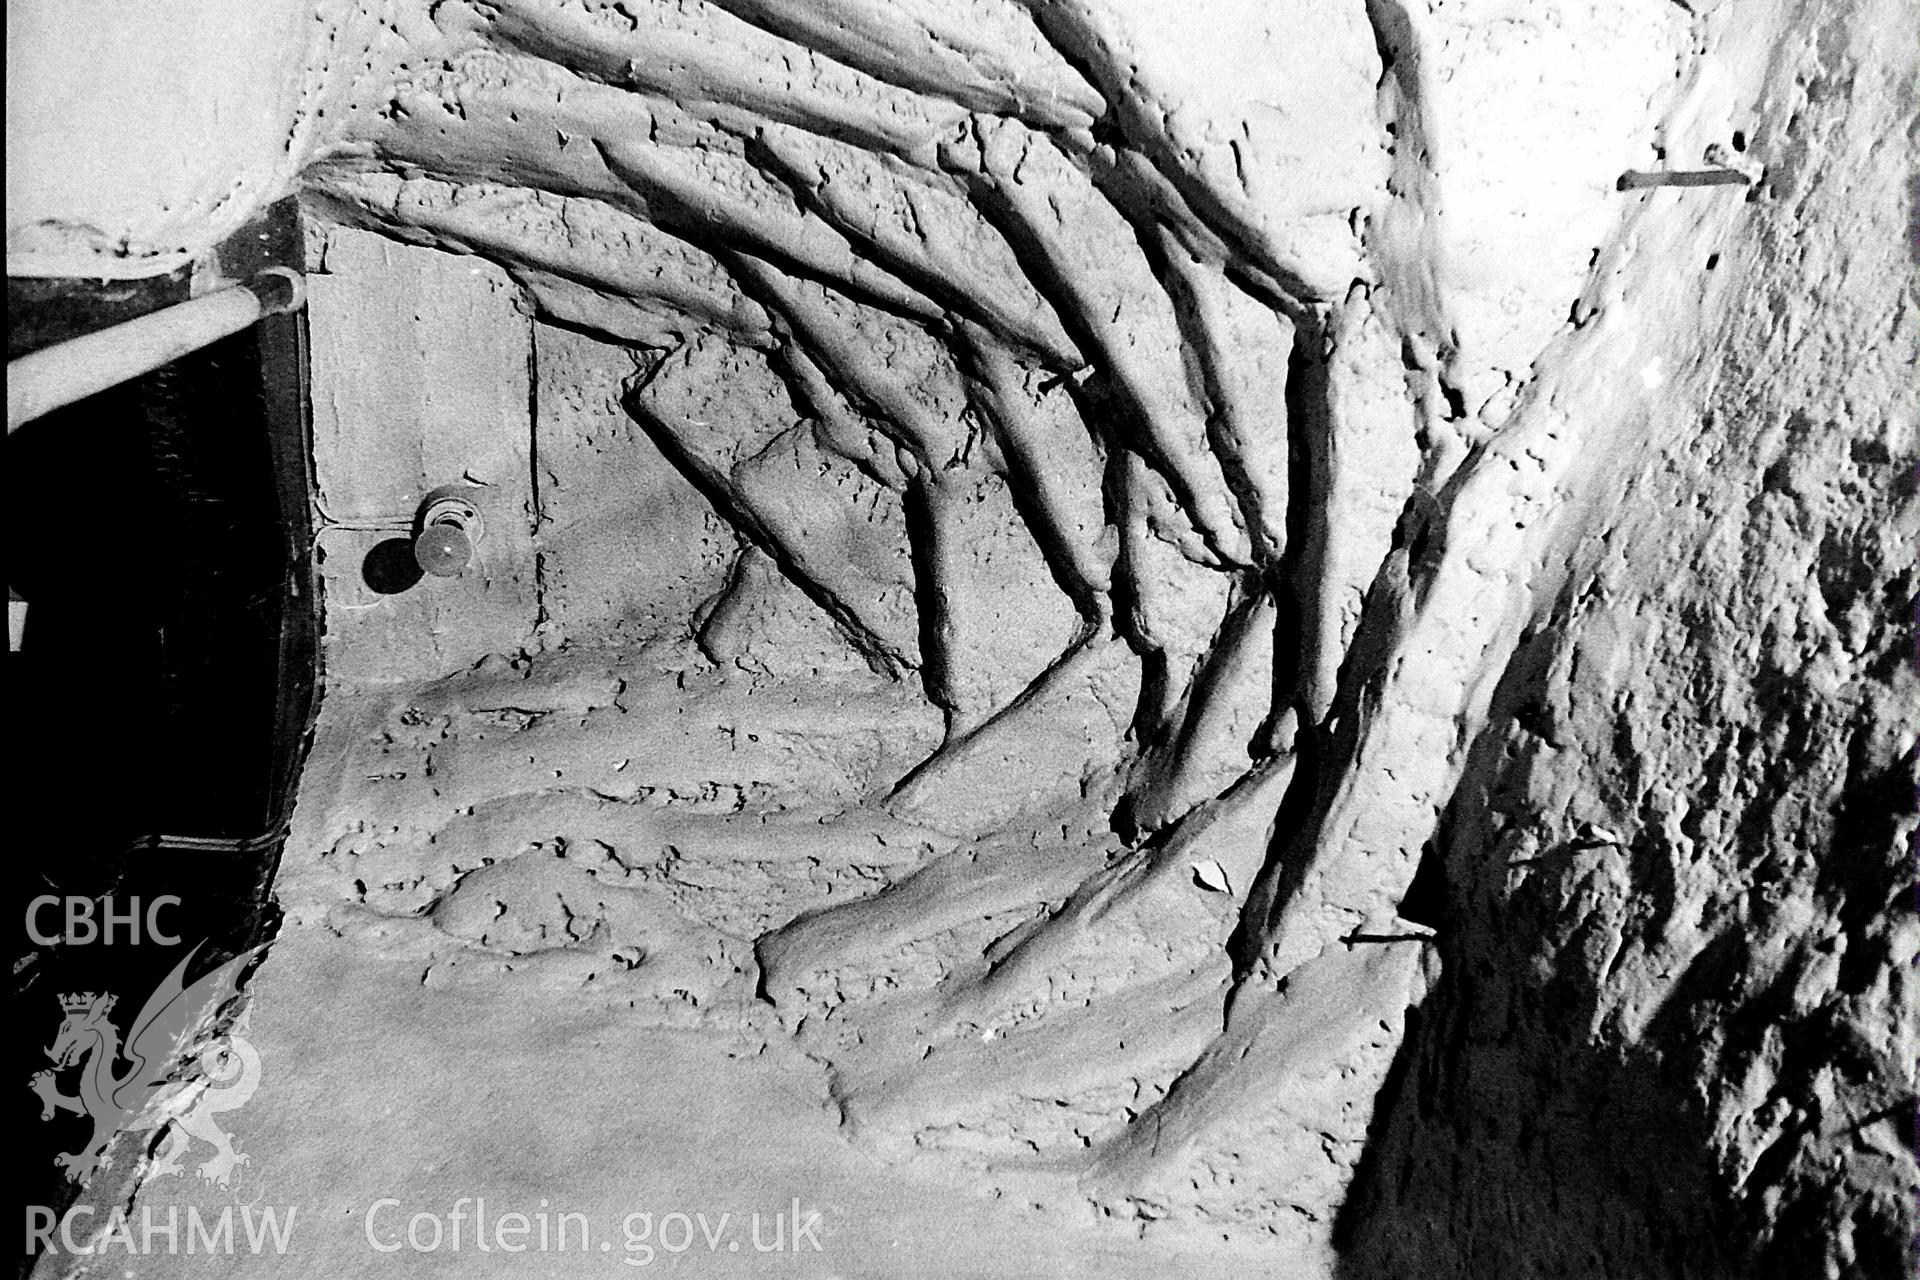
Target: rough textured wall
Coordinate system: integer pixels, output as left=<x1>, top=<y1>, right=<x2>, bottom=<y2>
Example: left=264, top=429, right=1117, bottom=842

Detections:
left=25, top=0, right=1918, bottom=1274
left=1340, top=7, right=1920, bottom=1273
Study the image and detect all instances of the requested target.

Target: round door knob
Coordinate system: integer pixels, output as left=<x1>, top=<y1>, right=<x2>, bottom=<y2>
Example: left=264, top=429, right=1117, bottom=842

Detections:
left=413, top=522, right=472, bottom=577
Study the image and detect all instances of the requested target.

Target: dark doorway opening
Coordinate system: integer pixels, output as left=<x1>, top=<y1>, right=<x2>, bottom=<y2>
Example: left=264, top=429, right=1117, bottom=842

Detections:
left=6, top=229, right=319, bottom=1274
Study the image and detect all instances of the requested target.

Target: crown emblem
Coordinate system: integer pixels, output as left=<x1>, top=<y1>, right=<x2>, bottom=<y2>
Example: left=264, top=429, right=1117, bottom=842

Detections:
left=58, top=992, right=114, bottom=1015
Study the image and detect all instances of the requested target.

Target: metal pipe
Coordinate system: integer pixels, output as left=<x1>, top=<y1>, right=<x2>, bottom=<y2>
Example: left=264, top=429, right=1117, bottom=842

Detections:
left=6, top=267, right=305, bottom=433
left=1616, top=168, right=1751, bottom=190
